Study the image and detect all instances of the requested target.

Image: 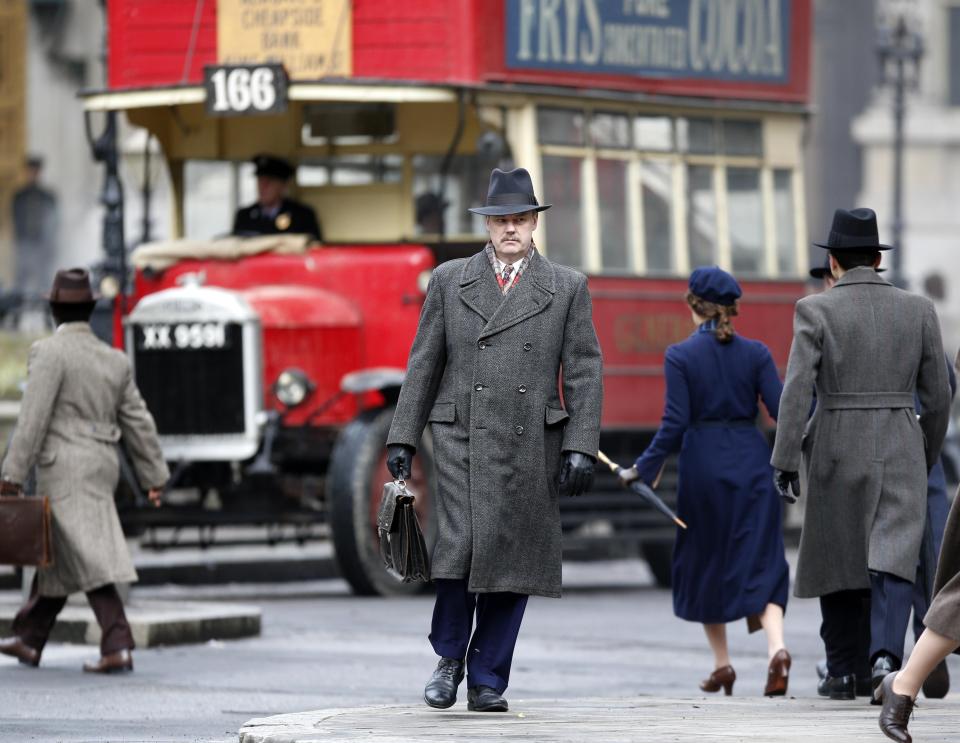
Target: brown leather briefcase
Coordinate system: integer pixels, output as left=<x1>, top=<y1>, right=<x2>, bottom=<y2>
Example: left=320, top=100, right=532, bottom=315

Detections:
left=377, top=479, right=429, bottom=583
left=0, top=495, right=53, bottom=567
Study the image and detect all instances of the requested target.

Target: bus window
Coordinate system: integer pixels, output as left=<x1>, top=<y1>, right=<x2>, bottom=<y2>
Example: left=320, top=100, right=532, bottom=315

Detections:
left=773, top=169, right=797, bottom=275
left=535, top=107, right=799, bottom=277
left=634, top=116, right=673, bottom=152
left=723, top=120, right=763, bottom=157
left=727, top=167, right=764, bottom=275
left=687, top=165, right=717, bottom=268
left=597, top=158, right=630, bottom=270
left=679, top=118, right=717, bottom=155
left=590, top=112, right=631, bottom=149
left=299, top=155, right=403, bottom=187
left=541, top=154, right=586, bottom=268
left=183, top=160, right=255, bottom=239
left=640, top=159, right=674, bottom=273
left=411, top=154, right=488, bottom=237
left=538, top=108, right=586, bottom=146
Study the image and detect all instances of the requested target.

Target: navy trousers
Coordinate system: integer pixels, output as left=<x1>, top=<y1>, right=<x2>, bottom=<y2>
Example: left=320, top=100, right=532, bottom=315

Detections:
left=869, top=571, right=915, bottom=665
left=429, top=578, right=528, bottom=694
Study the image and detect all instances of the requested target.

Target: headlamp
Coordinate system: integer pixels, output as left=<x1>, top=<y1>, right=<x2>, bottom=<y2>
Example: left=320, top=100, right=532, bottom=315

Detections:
left=273, top=368, right=314, bottom=408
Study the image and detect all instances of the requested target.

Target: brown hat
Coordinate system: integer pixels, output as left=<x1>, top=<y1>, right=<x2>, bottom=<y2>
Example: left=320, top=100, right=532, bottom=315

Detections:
left=46, top=268, right=98, bottom=304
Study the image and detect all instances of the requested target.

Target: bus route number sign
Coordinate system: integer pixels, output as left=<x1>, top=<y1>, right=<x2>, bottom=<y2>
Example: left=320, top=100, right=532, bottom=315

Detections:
left=204, top=64, right=288, bottom=116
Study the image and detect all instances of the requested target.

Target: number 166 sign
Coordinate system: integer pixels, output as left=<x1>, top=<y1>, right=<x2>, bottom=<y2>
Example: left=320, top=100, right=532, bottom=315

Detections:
left=204, top=64, right=288, bottom=116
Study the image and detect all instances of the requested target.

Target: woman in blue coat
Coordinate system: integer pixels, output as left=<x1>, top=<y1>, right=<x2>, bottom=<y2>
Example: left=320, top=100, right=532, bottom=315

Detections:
left=621, top=267, right=791, bottom=696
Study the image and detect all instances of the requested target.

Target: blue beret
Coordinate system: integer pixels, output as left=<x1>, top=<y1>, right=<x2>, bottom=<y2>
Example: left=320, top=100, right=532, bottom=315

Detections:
left=688, top=266, right=742, bottom=305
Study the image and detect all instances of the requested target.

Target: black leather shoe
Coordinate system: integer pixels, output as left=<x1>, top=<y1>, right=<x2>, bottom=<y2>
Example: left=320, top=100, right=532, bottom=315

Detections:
left=818, top=659, right=872, bottom=696
left=423, top=658, right=464, bottom=709
left=921, top=659, right=949, bottom=699
left=0, top=636, right=40, bottom=667
left=817, top=673, right=856, bottom=700
left=872, top=654, right=900, bottom=705
left=467, top=685, right=508, bottom=712
left=876, top=672, right=914, bottom=743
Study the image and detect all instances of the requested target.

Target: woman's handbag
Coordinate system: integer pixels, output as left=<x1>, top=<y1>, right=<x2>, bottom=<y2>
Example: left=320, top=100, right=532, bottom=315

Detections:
left=377, top=479, right=429, bottom=583
left=0, top=494, right=53, bottom=567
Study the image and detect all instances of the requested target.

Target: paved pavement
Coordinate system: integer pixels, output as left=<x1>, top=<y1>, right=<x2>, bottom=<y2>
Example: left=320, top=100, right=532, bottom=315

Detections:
left=0, top=559, right=957, bottom=742
left=239, top=696, right=960, bottom=743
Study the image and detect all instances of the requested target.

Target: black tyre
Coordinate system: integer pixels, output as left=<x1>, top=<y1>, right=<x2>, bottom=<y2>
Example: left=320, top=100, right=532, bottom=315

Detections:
left=328, top=405, right=436, bottom=596
left=641, top=537, right=674, bottom=589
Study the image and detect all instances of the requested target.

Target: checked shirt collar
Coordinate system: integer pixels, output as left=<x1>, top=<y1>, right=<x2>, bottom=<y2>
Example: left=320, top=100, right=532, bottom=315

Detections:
left=485, top=242, right=536, bottom=296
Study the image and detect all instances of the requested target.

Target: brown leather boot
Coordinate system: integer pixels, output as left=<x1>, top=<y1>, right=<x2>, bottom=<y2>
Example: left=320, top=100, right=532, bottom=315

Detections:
left=764, top=649, right=791, bottom=696
left=0, top=636, right=40, bottom=667
left=877, top=672, right=914, bottom=743
left=700, top=665, right=736, bottom=695
left=83, top=649, right=133, bottom=674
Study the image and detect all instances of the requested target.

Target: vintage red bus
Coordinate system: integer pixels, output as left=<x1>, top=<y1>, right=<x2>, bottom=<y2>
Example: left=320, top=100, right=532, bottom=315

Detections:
left=85, top=0, right=812, bottom=594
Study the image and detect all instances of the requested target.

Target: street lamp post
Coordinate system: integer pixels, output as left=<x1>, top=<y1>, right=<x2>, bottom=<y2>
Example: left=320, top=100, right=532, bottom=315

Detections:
left=876, top=15, right=924, bottom=288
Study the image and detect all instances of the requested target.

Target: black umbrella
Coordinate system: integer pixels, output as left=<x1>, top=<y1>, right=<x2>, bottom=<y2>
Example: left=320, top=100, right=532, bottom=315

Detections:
left=597, top=451, right=687, bottom=530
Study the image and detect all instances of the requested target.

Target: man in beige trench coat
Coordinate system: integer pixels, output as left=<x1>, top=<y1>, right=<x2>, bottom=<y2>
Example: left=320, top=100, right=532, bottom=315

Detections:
left=0, top=268, right=169, bottom=673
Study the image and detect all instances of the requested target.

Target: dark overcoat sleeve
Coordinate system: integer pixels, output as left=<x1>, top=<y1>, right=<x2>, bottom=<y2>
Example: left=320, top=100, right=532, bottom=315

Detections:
left=387, top=267, right=448, bottom=450
left=771, top=299, right=821, bottom=472
left=559, top=275, right=603, bottom=456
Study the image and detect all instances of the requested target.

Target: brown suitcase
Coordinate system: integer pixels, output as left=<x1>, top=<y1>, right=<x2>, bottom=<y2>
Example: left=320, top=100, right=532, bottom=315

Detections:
left=0, top=495, right=53, bottom=567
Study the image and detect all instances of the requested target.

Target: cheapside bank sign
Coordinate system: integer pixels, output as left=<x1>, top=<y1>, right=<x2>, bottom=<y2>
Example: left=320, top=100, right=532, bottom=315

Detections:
left=505, top=0, right=791, bottom=84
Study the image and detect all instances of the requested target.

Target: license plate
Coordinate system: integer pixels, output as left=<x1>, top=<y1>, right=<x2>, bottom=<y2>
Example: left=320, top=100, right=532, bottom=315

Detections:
left=136, top=322, right=230, bottom=351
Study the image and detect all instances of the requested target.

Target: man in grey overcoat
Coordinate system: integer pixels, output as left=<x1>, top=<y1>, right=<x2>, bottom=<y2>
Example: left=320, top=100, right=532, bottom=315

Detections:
left=772, top=208, right=951, bottom=701
left=0, top=268, right=169, bottom=674
left=386, top=167, right=603, bottom=712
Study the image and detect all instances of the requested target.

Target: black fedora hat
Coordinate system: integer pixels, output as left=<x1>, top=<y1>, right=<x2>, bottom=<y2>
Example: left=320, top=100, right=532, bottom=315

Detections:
left=46, top=267, right=99, bottom=304
left=814, top=207, right=893, bottom=251
left=468, top=168, right=551, bottom=216
left=810, top=254, right=885, bottom=279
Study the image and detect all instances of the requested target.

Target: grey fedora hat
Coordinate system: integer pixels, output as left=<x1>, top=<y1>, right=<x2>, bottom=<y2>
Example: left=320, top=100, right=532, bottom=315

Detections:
left=468, top=168, right=552, bottom=216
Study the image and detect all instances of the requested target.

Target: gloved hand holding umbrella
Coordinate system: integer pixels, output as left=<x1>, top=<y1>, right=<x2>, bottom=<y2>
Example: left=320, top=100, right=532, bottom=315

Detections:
left=597, top=451, right=687, bottom=530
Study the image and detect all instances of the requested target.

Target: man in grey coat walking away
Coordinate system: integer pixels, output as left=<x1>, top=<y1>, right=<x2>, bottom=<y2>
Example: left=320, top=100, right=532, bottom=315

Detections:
left=0, top=268, right=169, bottom=674
left=386, top=167, right=603, bottom=712
left=772, top=208, right=951, bottom=701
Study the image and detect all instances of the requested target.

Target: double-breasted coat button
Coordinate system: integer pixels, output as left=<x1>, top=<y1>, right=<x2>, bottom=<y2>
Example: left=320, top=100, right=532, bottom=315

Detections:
left=523, top=342, right=532, bottom=351
left=514, top=425, right=524, bottom=435
left=518, top=385, right=526, bottom=393
left=475, top=384, right=483, bottom=391
left=478, top=341, right=487, bottom=349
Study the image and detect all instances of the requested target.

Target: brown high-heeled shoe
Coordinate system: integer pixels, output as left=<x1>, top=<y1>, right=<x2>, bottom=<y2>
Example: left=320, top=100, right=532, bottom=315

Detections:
left=700, top=665, right=736, bottom=695
left=764, top=648, right=792, bottom=696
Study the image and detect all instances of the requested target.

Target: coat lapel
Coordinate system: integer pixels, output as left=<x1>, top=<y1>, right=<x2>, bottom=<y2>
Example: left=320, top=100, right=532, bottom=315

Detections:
left=458, top=251, right=502, bottom=322
left=479, top=250, right=555, bottom=339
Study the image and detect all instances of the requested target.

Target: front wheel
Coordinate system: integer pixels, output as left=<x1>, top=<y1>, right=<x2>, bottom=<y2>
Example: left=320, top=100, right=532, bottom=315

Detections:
left=328, top=405, right=436, bottom=596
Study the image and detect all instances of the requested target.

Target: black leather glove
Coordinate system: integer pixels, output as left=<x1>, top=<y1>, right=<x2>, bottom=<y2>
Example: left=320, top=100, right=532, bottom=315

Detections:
left=559, top=451, right=595, bottom=497
left=386, top=444, right=415, bottom=480
left=773, top=469, right=800, bottom=504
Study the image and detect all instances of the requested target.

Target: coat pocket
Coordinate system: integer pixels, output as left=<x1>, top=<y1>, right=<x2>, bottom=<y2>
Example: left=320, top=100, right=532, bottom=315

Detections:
left=545, top=406, right=570, bottom=426
left=428, top=402, right=456, bottom=424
